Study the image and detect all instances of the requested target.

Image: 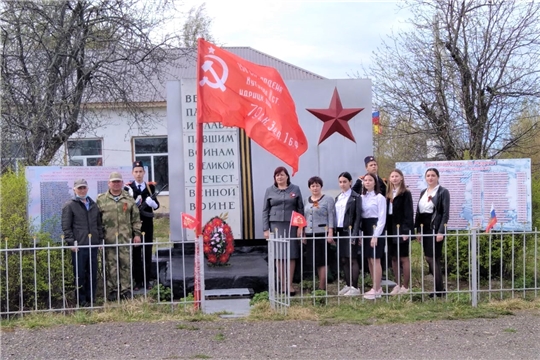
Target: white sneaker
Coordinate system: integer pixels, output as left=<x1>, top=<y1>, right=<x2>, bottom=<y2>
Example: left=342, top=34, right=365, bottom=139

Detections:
left=375, top=288, right=383, bottom=298
left=364, top=288, right=377, bottom=300
left=344, top=287, right=361, bottom=296
left=338, top=285, right=351, bottom=295
left=389, top=286, right=401, bottom=296
left=399, top=286, right=409, bottom=294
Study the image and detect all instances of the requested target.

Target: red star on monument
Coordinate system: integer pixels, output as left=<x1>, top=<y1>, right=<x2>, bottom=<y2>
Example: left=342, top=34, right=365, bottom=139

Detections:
left=306, top=87, right=364, bottom=145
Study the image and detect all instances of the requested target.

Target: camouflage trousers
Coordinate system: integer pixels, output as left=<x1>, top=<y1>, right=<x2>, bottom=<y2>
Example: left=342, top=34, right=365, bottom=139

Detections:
left=104, top=244, right=133, bottom=298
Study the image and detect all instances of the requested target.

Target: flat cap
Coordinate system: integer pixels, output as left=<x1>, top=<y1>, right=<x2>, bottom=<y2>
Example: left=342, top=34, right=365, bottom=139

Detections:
left=73, top=179, right=88, bottom=189
left=109, top=172, right=123, bottom=181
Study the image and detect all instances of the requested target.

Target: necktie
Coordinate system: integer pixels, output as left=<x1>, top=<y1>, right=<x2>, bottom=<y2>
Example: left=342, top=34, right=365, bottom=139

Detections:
left=138, top=184, right=142, bottom=192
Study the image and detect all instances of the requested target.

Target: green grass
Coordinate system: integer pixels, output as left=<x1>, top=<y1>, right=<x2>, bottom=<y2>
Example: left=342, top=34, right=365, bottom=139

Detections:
left=248, top=295, right=540, bottom=324
left=214, top=333, right=225, bottom=341
left=153, top=216, right=172, bottom=250
left=1, top=296, right=539, bottom=330
left=0, top=298, right=217, bottom=330
left=176, top=323, right=200, bottom=330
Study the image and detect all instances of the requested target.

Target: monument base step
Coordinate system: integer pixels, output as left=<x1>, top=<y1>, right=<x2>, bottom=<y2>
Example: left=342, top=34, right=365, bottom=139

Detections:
left=205, top=288, right=253, bottom=300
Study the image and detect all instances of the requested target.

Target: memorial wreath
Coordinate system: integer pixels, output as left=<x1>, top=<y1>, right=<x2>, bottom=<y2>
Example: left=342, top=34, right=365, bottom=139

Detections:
left=202, top=213, right=235, bottom=265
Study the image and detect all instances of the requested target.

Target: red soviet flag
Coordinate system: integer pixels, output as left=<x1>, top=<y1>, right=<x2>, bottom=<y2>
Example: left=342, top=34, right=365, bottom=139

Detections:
left=290, top=211, right=307, bottom=228
left=181, top=213, right=199, bottom=230
left=196, top=38, right=307, bottom=174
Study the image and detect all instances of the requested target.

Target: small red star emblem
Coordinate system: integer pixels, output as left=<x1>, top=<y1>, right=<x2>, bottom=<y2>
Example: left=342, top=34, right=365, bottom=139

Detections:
left=306, top=87, right=364, bottom=145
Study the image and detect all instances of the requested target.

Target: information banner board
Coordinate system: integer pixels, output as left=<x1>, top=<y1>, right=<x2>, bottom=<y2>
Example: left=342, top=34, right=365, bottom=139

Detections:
left=396, top=159, right=532, bottom=231
left=26, top=166, right=137, bottom=241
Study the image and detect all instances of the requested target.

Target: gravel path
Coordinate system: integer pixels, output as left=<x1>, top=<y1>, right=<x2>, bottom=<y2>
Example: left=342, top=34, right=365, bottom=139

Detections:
left=2, top=310, right=540, bottom=359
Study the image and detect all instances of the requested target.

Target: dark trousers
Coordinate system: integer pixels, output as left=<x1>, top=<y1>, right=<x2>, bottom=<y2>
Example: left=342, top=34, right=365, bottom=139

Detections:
left=133, top=220, right=154, bottom=285
left=418, top=213, right=445, bottom=292
left=72, top=247, right=98, bottom=304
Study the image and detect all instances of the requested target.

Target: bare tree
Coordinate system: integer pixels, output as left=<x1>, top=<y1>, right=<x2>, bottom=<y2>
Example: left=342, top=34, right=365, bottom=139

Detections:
left=504, top=101, right=540, bottom=171
left=373, top=110, right=430, bottom=177
left=0, top=0, right=209, bottom=170
left=181, top=3, right=215, bottom=47
left=370, top=0, right=540, bottom=160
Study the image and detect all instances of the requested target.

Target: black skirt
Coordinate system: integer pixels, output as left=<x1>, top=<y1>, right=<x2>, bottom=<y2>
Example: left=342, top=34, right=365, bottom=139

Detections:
left=361, top=218, right=385, bottom=259
left=387, top=214, right=411, bottom=258
left=304, top=232, right=327, bottom=268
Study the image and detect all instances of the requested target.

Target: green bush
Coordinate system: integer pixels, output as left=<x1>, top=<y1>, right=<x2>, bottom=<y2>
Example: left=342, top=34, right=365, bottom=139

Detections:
left=0, top=170, right=73, bottom=314
left=180, top=292, right=195, bottom=303
left=148, top=283, right=172, bottom=302
left=250, top=291, right=269, bottom=306
left=311, top=289, right=327, bottom=306
left=444, top=231, right=536, bottom=282
left=532, top=175, right=540, bottom=229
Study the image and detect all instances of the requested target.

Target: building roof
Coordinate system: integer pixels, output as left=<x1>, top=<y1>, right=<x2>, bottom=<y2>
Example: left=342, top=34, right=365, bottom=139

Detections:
left=168, top=47, right=325, bottom=81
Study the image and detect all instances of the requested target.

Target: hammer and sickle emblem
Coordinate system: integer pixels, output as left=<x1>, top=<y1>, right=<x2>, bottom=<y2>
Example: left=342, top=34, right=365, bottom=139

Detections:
left=199, top=55, right=229, bottom=92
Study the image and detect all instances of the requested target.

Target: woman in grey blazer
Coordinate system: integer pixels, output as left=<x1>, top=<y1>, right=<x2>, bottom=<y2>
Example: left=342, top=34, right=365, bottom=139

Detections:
left=262, top=166, right=304, bottom=296
left=303, top=176, right=335, bottom=291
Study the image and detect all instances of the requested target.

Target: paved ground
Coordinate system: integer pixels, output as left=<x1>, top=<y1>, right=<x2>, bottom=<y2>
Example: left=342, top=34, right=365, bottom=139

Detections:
left=2, top=310, right=540, bottom=359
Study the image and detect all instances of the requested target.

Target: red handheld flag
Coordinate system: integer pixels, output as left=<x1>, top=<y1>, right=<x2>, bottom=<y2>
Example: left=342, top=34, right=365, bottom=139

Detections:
left=290, top=211, right=307, bottom=228
left=181, top=213, right=199, bottom=230
left=196, top=38, right=307, bottom=174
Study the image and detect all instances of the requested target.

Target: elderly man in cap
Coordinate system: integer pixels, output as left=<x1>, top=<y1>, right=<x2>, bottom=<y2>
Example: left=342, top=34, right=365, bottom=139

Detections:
left=125, top=160, right=160, bottom=291
left=352, top=156, right=387, bottom=196
left=62, top=179, right=103, bottom=307
left=97, top=171, right=142, bottom=301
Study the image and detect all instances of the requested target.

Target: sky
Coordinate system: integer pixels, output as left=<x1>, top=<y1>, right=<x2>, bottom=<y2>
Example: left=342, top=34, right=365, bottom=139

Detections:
left=181, top=0, right=412, bottom=79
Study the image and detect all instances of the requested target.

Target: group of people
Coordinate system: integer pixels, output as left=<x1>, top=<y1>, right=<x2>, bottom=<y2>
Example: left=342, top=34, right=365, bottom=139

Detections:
left=262, top=156, right=450, bottom=299
left=61, top=161, right=160, bottom=306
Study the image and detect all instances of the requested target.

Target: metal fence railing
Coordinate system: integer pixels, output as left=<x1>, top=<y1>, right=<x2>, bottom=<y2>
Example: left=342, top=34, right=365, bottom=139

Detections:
left=0, top=235, right=201, bottom=317
left=268, top=228, right=539, bottom=312
left=3, top=228, right=538, bottom=317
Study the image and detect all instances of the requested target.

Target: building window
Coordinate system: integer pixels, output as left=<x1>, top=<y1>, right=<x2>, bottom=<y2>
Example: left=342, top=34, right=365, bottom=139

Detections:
left=1, top=140, right=25, bottom=173
left=67, top=139, right=103, bottom=166
left=134, top=137, right=168, bottom=192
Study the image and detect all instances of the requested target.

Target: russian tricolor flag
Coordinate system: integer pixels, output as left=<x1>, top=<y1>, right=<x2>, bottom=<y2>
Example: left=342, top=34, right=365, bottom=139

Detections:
left=485, top=204, right=498, bottom=232
left=372, top=110, right=381, bottom=134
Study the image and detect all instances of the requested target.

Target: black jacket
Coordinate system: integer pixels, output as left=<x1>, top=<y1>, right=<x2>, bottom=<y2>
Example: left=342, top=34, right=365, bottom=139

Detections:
left=334, top=190, right=362, bottom=236
left=61, top=197, right=103, bottom=246
left=127, top=182, right=160, bottom=220
left=414, top=186, right=451, bottom=234
left=386, top=190, right=414, bottom=236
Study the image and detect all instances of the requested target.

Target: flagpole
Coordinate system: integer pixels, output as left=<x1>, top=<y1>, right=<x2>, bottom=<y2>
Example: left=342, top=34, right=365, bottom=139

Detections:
left=194, top=38, right=205, bottom=311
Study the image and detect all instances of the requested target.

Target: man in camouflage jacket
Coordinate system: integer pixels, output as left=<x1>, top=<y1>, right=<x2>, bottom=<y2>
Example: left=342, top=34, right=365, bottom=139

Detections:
left=97, top=171, right=142, bottom=301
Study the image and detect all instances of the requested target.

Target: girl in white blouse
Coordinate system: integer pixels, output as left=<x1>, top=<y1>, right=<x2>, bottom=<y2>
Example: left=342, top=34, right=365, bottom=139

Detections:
left=334, top=172, right=362, bottom=296
left=360, top=173, right=387, bottom=300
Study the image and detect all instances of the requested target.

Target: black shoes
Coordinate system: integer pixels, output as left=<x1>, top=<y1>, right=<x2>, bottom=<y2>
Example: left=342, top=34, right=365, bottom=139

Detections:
left=429, top=291, right=446, bottom=298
